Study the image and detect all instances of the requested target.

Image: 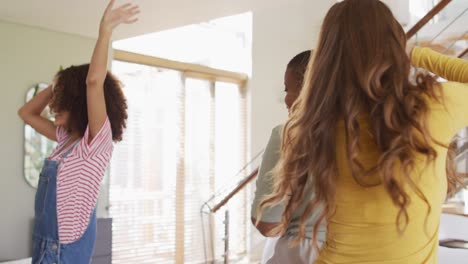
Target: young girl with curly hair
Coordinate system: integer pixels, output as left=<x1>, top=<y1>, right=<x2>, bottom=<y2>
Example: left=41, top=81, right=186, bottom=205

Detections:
left=18, top=1, right=138, bottom=262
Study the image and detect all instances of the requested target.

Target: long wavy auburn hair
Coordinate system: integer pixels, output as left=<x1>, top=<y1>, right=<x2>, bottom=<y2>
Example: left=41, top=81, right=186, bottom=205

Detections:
left=257, top=0, right=461, bottom=248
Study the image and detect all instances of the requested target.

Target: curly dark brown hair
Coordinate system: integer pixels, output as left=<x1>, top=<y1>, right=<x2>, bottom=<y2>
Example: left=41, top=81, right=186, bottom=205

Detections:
left=49, top=64, right=127, bottom=142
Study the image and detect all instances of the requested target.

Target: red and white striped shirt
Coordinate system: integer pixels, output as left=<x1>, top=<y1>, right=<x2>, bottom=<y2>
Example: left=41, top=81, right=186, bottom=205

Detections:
left=49, top=118, right=113, bottom=244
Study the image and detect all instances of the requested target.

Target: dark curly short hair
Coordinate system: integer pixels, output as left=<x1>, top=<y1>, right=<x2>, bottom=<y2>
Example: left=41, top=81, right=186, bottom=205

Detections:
left=49, top=64, right=127, bottom=142
left=287, top=50, right=312, bottom=79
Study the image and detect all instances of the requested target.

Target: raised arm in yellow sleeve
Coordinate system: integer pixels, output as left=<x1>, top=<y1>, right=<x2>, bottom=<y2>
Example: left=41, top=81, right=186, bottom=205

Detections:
left=412, top=47, right=468, bottom=138
left=411, top=47, right=468, bottom=83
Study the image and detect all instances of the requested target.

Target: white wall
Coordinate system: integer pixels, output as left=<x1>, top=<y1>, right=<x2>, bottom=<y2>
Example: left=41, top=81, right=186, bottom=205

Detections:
left=0, top=20, right=97, bottom=261
left=248, top=0, right=335, bottom=259
left=250, top=0, right=334, bottom=161
left=382, top=0, right=410, bottom=26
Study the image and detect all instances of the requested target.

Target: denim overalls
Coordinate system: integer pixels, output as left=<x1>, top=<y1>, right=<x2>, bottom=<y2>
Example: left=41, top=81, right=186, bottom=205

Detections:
left=32, top=143, right=97, bottom=264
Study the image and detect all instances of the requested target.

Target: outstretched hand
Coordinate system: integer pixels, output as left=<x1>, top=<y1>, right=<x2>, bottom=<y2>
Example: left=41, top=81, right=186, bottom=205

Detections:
left=100, top=0, right=140, bottom=35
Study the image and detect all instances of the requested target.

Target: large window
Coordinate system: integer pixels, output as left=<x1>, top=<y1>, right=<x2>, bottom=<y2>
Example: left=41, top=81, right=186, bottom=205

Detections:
left=109, top=12, right=252, bottom=263
left=109, top=58, right=248, bottom=263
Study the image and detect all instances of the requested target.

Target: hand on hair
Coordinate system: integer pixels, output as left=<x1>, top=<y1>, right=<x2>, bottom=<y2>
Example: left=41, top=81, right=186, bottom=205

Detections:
left=99, top=0, right=140, bottom=35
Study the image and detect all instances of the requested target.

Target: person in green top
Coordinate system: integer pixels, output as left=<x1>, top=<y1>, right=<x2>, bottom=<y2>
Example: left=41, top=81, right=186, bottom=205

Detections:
left=251, top=50, right=326, bottom=263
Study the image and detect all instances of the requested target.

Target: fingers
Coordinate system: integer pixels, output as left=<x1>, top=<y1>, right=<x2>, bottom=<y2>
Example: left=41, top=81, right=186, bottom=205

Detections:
left=127, top=6, right=140, bottom=16
left=101, top=2, right=139, bottom=30
left=127, top=5, right=140, bottom=13
left=122, top=4, right=139, bottom=23
left=124, top=8, right=140, bottom=24
left=104, top=0, right=116, bottom=13
left=117, top=3, right=133, bottom=10
left=116, top=3, right=139, bottom=19
left=116, top=3, right=139, bottom=13
left=124, top=18, right=139, bottom=24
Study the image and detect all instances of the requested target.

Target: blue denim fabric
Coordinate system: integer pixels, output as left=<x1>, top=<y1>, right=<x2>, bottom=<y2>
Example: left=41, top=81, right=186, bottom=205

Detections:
left=32, top=145, right=97, bottom=264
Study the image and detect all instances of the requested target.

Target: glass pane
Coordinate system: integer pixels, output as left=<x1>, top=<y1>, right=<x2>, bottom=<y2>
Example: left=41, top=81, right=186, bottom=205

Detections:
left=410, top=0, right=438, bottom=23
left=113, top=12, right=252, bottom=74
left=447, top=127, right=468, bottom=204
left=409, top=0, right=468, bottom=58
left=110, top=60, right=182, bottom=263
left=213, top=82, right=249, bottom=261
left=184, top=78, right=213, bottom=263
left=110, top=64, right=249, bottom=263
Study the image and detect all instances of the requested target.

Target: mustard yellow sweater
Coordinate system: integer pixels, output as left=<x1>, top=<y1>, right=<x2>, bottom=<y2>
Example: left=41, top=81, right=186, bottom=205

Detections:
left=315, top=48, right=468, bottom=264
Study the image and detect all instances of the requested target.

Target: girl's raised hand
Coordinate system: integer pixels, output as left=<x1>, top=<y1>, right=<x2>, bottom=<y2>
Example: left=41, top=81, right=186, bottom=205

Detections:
left=100, top=0, right=140, bottom=35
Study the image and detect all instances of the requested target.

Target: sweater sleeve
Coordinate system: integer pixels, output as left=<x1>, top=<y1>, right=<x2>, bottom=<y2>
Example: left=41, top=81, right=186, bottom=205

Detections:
left=412, top=47, right=468, bottom=83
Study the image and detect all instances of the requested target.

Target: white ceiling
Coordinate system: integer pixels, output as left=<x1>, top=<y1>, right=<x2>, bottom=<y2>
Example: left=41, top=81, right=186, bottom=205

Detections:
left=0, top=0, right=302, bottom=40
left=2, top=0, right=465, bottom=44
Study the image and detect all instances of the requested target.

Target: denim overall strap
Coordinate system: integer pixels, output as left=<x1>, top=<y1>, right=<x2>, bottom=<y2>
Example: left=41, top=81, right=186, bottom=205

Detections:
left=31, top=139, right=80, bottom=238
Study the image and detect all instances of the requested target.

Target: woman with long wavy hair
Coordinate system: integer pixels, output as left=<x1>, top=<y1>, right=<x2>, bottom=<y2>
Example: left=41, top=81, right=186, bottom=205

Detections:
left=258, top=0, right=468, bottom=262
